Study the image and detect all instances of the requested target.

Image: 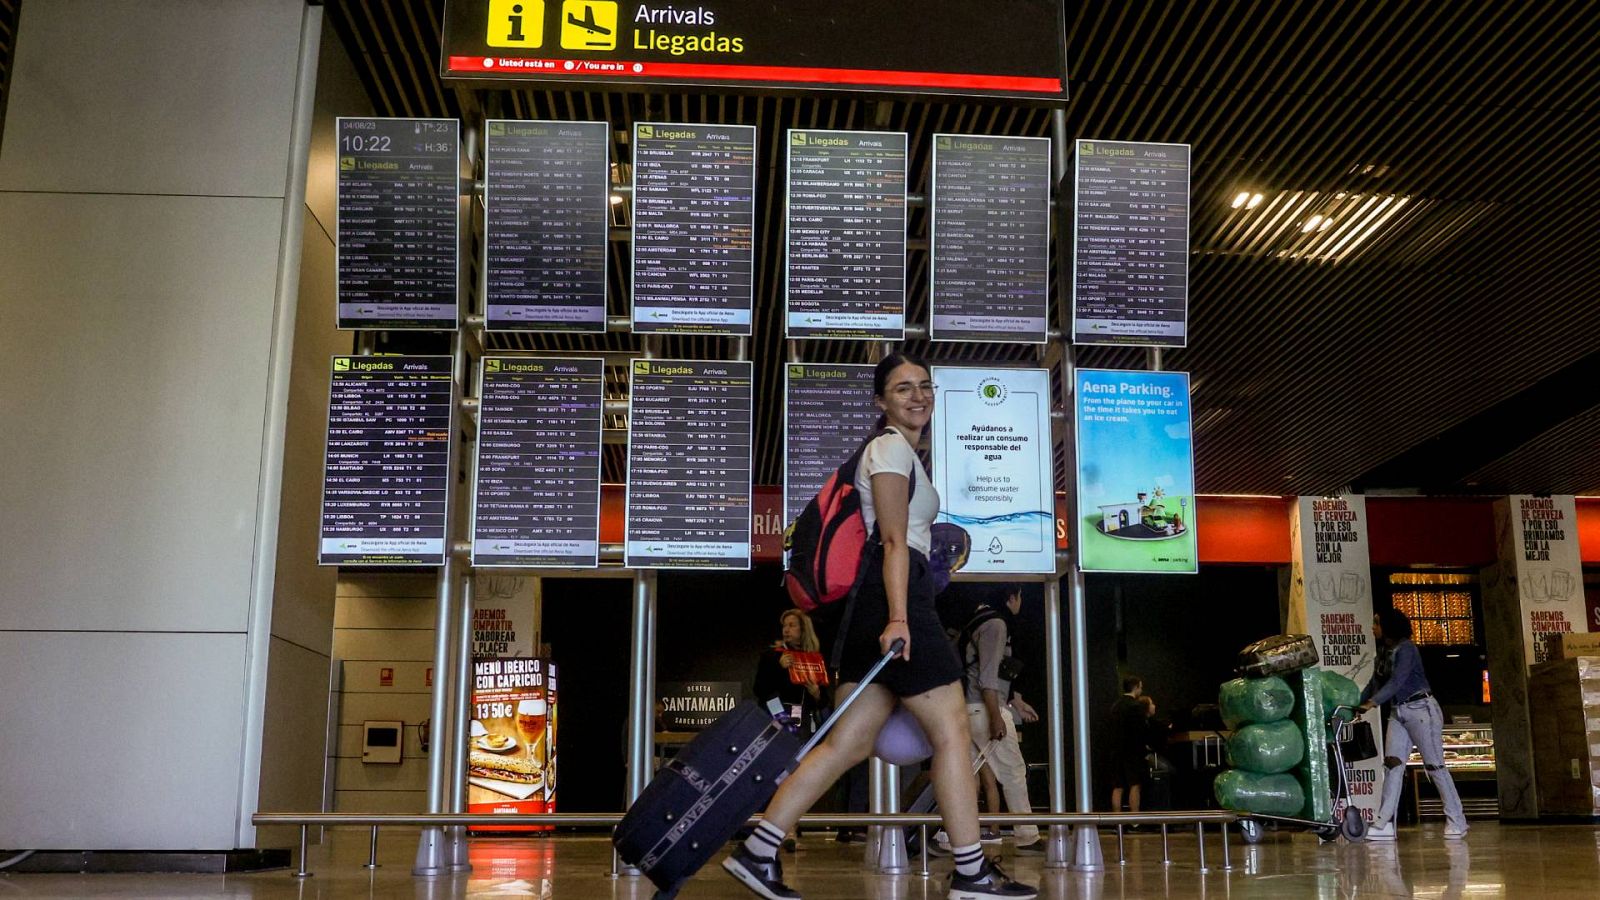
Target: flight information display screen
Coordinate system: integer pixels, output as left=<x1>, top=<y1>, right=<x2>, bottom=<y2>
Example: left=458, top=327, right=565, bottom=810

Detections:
left=631, top=123, right=757, bottom=335
left=786, top=129, right=908, bottom=340
left=783, top=363, right=880, bottom=528
left=1072, top=140, right=1191, bottom=347
left=625, top=359, right=753, bottom=569
left=483, top=120, right=610, bottom=332
left=320, top=356, right=454, bottom=565
left=930, top=135, right=1052, bottom=344
left=336, top=118, right=459, bottom=330
left=472, top=357, right=604, bottom=567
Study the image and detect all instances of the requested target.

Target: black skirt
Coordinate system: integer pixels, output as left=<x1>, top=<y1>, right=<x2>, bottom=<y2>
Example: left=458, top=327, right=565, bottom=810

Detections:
left=836, top=549, right=963, bottom=697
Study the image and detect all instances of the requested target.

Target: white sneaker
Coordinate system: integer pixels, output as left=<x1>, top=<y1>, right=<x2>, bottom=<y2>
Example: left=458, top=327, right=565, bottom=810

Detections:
left=1443, top=826, right=1469, bottom=840
left=1365, top=820, right=1396, bottom=842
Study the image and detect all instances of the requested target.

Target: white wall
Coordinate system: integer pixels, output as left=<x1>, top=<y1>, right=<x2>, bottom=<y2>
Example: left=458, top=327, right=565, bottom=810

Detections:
left=0, top=0, right=317, bottom=850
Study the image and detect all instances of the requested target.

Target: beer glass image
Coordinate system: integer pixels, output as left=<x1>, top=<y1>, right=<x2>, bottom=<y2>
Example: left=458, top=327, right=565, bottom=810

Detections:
left=1338, top=571, right=1363, bottom=605
left=517, top=697, right=547, bottom=760
left=1549, top=569, right=1573, bottom=600
left=1312, top=570, right=1337, bottom=607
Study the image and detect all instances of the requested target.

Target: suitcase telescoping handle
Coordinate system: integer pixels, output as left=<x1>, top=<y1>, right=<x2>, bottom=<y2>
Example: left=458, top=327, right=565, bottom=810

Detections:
left=797, top=638, right=905, bottom=759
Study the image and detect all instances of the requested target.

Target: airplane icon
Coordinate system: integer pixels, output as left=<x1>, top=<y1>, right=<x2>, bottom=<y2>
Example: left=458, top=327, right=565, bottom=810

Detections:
left=561, top=1, right=617, bottom=49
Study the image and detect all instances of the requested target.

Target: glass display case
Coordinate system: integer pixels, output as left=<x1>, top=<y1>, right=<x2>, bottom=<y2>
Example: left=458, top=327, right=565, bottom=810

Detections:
left=1407, top=721, right=1497, bottom=819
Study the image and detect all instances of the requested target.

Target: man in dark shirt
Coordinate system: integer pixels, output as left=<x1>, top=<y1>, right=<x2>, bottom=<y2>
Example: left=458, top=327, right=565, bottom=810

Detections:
left=1109, top=675, right=1149, bottom=813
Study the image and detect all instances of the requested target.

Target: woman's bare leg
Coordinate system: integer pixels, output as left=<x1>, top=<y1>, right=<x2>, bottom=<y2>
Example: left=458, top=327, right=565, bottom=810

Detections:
left=759, top=682, right=896, bottom=834
left=900, top=681, right=980, bottom=848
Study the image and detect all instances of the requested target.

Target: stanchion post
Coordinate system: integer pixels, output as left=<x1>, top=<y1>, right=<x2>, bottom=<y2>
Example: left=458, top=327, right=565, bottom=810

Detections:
left=294, top=825, right=312, bottom=878
left=1116, top=823, right=1125, bottom=866
left=1221, top=821, right=1231, bottom=871
left=365, top=826, right=381, bottom=869
left=1196, top=821, right=1208, bottom=873
left=1161, top=823, right=1171, bottom=866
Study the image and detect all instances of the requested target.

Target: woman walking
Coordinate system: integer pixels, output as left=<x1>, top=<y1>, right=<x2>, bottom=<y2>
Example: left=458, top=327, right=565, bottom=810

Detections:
left=1359, top=608, right=1468, bottom=840
left=723, top=351, right=1035, bottom=900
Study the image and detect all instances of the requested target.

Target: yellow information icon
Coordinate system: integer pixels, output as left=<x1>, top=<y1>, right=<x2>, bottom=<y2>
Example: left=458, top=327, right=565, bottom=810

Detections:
left=486, top=0, right=544, bottom=49
left=561, top=1, right=618, bottom=50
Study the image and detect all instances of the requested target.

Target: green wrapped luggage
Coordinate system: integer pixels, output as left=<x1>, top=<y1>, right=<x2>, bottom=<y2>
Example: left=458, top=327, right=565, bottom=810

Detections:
left=1305, top=668, right=1361, bottom=719
left=1217, top=676, right=1295, bottom=730
left=1212, top=769, right=1306, bottom=817
left=1226, top=720, right=1306, bottom=775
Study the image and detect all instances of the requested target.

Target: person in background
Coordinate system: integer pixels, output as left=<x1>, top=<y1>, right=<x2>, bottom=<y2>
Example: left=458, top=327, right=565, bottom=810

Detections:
left=754, top=608, right=827, bottom=737
left=722, top=351, right=1035, bottom=900
left=962, top=586, right=1043, bottom=853
left=1109, top=675, right=1148, bottom=813
left=1359, top=608, right=1468, bottom=841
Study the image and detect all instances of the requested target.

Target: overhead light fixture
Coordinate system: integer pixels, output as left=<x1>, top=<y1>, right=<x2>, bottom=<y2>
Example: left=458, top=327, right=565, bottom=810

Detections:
left=1247, top=193, right=1263, bottom=209
left=1231, top=191, right=1250, bottom=209
left=610, top=194, right=624, bottom=205
left=1303, top=215, right=1323, bottom=233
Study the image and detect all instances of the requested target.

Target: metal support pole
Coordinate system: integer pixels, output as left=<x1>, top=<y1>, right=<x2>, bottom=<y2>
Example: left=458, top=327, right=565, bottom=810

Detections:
left=1116, top=824, right=1125, bottom=866
left=1220, top=821, right=1231, bottom=871
left=294, top=825, right=312, bottom=878
left=1161, top=823, right=1171, bottom=866
left=365, top=826, right=381, bottom=869
left=622, top=569, right=659, bottom=877
left=919, top=824, right=930, bottom=878
left=1148, top=347, right=1163, bottom=372
left=865, top=759, right=908, bottom=873
left=447, top=569, right=476, bottom=873
left=1043, top=578, right=1071, bottom=870
left=1196, top=822, right=1208, bottom=874
left=1066, top=567, right=1102, bottom=870
left=414, top=553, right=457, bottom=876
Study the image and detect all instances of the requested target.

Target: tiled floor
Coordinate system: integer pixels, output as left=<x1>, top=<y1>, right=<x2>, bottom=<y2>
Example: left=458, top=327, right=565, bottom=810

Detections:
left=2, top=822, right=1598, bottom=898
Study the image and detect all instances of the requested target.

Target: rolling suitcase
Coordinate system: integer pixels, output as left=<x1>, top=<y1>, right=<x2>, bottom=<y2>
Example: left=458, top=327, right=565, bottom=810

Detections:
left=1237, top=634, right=1319, bottom=678
left=614, top=640, right=903, bottom=899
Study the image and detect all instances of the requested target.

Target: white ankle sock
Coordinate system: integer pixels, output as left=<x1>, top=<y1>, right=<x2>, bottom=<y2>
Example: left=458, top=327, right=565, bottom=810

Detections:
left=952, top=841, right=984, bottom=876
left=743, top=820, right=786, bottom=861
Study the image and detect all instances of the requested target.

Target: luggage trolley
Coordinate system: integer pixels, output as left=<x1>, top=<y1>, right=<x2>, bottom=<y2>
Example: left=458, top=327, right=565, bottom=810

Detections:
left=1238, top=705, right=1376, bottom=844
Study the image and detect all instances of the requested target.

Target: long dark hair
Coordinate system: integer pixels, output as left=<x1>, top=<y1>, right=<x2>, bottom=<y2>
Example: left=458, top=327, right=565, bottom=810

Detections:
left=1376, top=607, right=1414, bottom=642
left=871, top=350, right=931, bottom=430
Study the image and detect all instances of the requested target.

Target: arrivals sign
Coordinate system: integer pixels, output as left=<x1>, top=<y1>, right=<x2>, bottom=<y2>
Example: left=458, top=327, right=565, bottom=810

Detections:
left=931, top=367, right=1056, bottom=574
left=484, top=120, right=611, bottom=331
left=631, top=123, right=757, bottom=334
left=786, top=130, right=908, bottom=340
left=336, top=118, right=460, bottom=330
left=1496, top=495, right=1586, bottom=666
left=1074, top=369, right=1197, bottom=573
left=1288, top=495, right=1384, bottom=824
left=471, top=357, right=605, bottom=568
left=319, top=356, right=454, bottom=565
left=783, top=364, right=880, bottom=528
left=1072, top=140, right=1190, bottom=347
left=625, top=359, right=753, bottom=569
left=440, top=1, right=1068, bottom=102
left=930, top=135, right=1052, bottom=344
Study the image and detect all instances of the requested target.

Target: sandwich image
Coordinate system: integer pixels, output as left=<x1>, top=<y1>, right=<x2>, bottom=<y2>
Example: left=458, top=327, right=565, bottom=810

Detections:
left=469, top=750, right=543, bottom=784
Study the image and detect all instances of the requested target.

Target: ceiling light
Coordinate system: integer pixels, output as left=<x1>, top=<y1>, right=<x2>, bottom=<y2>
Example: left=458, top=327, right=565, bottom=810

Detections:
left=610, top=194, right=624, bottom=205
left=1247, top=193, right=1263, bottom=209
left=1319, top=218, right=1333, bottom=231
left=1303, top=215, right=1323, bottom=233
left=1231, top=191, right=1250, bottom=209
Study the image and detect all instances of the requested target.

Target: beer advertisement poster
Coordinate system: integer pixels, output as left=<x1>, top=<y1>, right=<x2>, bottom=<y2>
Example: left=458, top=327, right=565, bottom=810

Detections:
left=469, top=657, right=558, bottom=831
left=1074, top=369, right=1197, bottom=573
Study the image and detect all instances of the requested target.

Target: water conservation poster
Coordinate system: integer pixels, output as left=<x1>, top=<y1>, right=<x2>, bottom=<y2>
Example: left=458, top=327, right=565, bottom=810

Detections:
left=931, top=367, right=1055, bottom=574
left=1074, top=369, right=1197, bottom=574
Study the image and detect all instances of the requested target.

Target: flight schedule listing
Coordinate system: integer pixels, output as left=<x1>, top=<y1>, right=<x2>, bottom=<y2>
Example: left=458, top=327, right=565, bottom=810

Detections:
left=319, top=356, right=454, bottom=565
left=784, top=364, right=880, bottom=528
left=930, top=135, right=1052, bottom=344
left=336, top=117, right=459, bottom=330
left=631, top=123, right=757, bottom=335
left=472, top=357, right=604, bottom=568
left=786, top=130, right=908, bottom=340
left=484, top=120, right=610, bottom=332
left=1072, top=140, right=1191, bottom=347
left=626, top=360, right=753, bottom=569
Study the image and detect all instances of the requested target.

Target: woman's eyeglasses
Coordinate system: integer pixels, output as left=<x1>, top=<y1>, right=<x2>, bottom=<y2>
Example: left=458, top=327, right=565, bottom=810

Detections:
left=890, top=381, right=937, bottom=398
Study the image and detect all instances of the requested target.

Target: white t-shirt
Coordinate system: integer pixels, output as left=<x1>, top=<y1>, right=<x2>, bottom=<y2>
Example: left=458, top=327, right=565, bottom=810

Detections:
left=854, top=430, right=940, bottom=557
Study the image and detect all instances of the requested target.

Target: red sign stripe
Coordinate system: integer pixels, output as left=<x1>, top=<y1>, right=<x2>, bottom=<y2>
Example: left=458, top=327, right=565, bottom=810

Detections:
left=448, top=56, right=1063, bottom=94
